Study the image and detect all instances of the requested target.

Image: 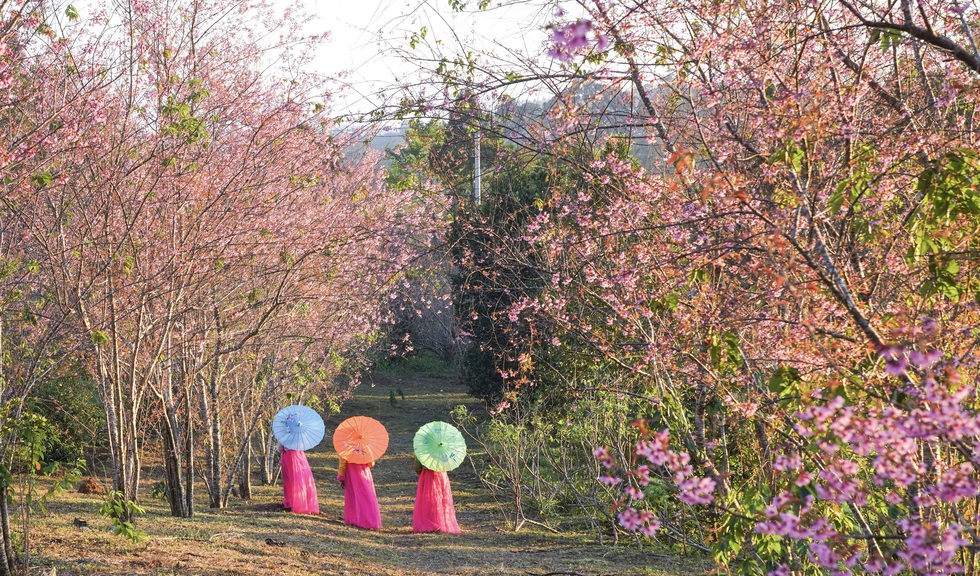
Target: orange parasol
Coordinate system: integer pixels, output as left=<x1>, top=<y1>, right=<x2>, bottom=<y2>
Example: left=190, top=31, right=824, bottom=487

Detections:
left=332, top=416, right=389, bottom=464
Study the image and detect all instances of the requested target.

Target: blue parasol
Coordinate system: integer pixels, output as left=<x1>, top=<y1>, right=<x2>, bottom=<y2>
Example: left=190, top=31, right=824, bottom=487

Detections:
left=272, top=405, right=325, bottom=451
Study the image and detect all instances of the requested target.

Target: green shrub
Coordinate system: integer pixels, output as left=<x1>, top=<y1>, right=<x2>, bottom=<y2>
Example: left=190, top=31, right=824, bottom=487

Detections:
left=32, top=372, right=103, bottom=465
left=99, top=491, right=146, bottom=542
left=453, top=386, right=654, bottom=539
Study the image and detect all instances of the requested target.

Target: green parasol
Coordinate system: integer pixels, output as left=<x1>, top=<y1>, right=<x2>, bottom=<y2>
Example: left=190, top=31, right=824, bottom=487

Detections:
left=413, top=421, right=467, bottom=472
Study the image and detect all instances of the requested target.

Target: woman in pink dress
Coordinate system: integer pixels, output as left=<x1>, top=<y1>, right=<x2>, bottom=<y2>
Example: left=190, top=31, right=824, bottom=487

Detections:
left=279, top=444, right=320, bottom=514
left=412, top=458, right=460, bottom=533
left=337, top=458, right=382, bottom=530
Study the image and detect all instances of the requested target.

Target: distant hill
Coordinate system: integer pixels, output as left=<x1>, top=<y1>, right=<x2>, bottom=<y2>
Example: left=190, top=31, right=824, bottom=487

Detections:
left=336, top=80, right=667, bottom=170
left=334, top=121, right=408, bottom=167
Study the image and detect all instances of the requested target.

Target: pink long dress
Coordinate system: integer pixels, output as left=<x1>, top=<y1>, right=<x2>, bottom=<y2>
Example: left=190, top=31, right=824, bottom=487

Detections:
left=280, top=447, right=320, bottom=515
left=413, top=466, right=460, bottom=534
left=339, top=460, right=382, bottom=530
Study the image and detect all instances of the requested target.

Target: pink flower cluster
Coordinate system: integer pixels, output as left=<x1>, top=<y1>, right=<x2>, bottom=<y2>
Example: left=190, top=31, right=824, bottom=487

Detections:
left=596, top=429, right=716, bottom=536
left=617, top=507, right=661, bottom=536
left=636, top=430, right=717, bottom=505
left=756, top=339, right=979, bottom=573
left=546, top=19, right=609, bottom=62
left=895, top=520, right=967, bottom=574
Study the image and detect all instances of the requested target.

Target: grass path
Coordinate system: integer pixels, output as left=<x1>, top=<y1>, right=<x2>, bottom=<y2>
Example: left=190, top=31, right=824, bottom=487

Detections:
left=32, top=370, right=708, bottom=575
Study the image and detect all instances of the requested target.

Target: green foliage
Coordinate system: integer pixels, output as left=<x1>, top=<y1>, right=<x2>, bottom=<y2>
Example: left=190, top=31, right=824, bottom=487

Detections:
left=911, top=149, right=980, bottom=238
left=384, top=115, right=553, bottom=401
left=907, top=148, right=980, bottom=302
left=454, top=386, right=652, bottom=535
left=707, top=331, right=742, bottom=372
left=712, top=487, right=802, bottom=574
left=31, top=171, right=53, bottom=188
left=409, top=26, right=428, bottom=50
left=159, top=84, right=211, bottom=147
left=32, top=370, right=103, bottom=464
left=448, top=0, right=491, bottom=10
left=36, top=458, right=85, bottom=512
left=91, top=330, right=109, bottom=346
left=1, top=408, right=77, bottom=487
left=0, top=401, right=85, bottom=569
left=766, top=366, right=801, bottom=400
left=9, top=412, right=51, bottom=467
left=448, top=142, right=552, bottom=400
left=830, top=142, right=877, bottom=218
left=460, top=344, right=504, bottom=400
left=99, top=491, right=146, bottom=542
left=767, top=141, right=805, bottom=173
left=869, top=28, right=904, bottom=52
left=385, top=119, right=448, bottom=192
left=150, top=481, right=169, bottom=500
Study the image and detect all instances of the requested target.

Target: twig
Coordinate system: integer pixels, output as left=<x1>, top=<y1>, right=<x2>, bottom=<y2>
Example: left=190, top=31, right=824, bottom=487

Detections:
left=517, top=518, right=561, bottom=534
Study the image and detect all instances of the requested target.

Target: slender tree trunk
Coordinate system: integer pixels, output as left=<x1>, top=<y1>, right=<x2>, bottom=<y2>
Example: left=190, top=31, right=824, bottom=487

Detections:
left=184, top=390, right=194, bottom=517
left=220, top=386, right=277, bottom=507
left=237, top=439, right=252, bottom=500
left=92, top=292, right=142, bottom=518
left=102, top=369, right=141, bottom=519
left=0, top=486, right=14, bottom=576
left=207, top=383, right=222, bottom=508
left=108, top=292, right=128, bottom=502
left=201, top=359, right=224, bottom=508
left=125, top=393, right=141, bottom=505
left=79, top=290, right=139, bottom=517
left=0, top=300, right=12, bottom=576
left=260, top=430, right=275, bottom=485
left=154, top=364, right=191, bottom=518
left=161, top=411, right=189, bottom=517
left=97, top=355, right=124, bottom=495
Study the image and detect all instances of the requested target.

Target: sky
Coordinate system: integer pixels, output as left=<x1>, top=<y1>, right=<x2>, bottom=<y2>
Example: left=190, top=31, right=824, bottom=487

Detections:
left=68, top=0, right=559, bottom=120
left=297, top=0, right=555, bottom=116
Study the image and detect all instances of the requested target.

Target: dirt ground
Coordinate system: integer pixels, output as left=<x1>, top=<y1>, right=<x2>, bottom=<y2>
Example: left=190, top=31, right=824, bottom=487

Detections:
left=28, top=369, right=710, bottom=575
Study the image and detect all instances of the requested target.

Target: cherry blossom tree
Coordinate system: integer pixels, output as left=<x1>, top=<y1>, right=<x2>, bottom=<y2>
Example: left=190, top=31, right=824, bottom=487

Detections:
left=15, top=0, right=435, bottom=520
left=0, top=0, right=107, bottom=569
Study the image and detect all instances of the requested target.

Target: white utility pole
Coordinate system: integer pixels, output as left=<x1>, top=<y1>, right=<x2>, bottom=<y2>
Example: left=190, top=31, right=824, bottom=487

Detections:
left=473, top=129, right=481, bottom=204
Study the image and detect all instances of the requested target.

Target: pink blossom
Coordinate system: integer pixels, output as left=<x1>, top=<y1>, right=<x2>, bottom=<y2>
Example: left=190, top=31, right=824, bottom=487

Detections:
left=909, top=348, right=943, bottom=370
left=638, top=518, right=661, bottom=537
left=878, top=345, right=909, bottom=376
left=618, top=507, right=643, bottom=530
left=599, top=474, right=621, bottom=486
left=676, top=476, right=716, bottom=505
left=547, top=19, right=605, bottom=61
left=624, top=485, right=644, bottom=500
left=773, top=453, right=802, bottom=472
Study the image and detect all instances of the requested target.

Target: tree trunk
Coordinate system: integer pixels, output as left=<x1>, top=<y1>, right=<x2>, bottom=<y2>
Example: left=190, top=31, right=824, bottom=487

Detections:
left=200, top=362, right=224, bottom=509
left=93, top=291, right=143, bottom=519
left=260, top=430, right=276, bottom=485
left=0, top=486, right=14, bottom=576
left=124, top=393, right=141, bottom=507
left=237, top=440, right=252, bottom=500
left=161, top=411, right=190, bottom=517
left=103, top=374, right=141, bottom=519
left=101, top=374, right=141, bottom=518
left=184, top=390, right=195, bottom=517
